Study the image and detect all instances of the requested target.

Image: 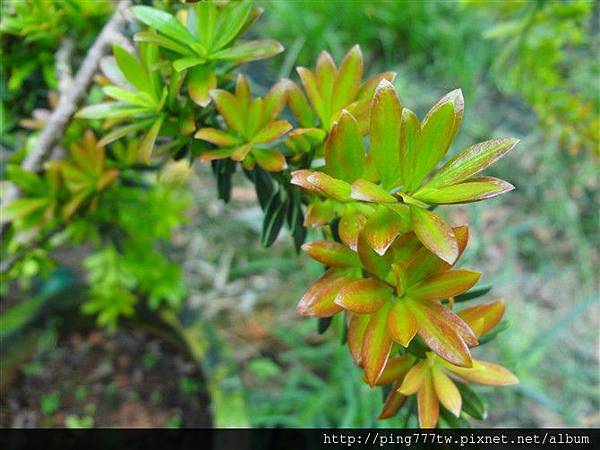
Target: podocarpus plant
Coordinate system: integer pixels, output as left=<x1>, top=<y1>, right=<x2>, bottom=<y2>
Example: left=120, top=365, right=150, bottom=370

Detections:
left=2, top=0, right=520, bottom=428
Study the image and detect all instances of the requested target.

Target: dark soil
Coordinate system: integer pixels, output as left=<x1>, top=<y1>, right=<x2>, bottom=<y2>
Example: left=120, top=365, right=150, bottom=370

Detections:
left=1, top=328, right=211, bottom=428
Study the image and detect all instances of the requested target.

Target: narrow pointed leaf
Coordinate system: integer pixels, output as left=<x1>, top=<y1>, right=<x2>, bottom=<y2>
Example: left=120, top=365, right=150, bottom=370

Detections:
left=458, top=299, right=505, bottom=338
left=112, top=45, right=152, bottom=94
left=408, top=270, right=481, bottom=301
left=413, top=177, right=514, bottom=204
left=134, top=31, right=194, bottom=56
left=376, top=355, right=416, bottom=386
left=350, top=179, right=395, bottom=203
left=253, top=149, right=287, bottom=172
left=315, top=51, right=336, bottom=112
left=76, top=103, right=150, bottom=120
left=426, top=138, right=519, bottom=189
left=411, top=206, right=458, bottom=264
left=302, top=240, right=361, bottom=268
left=399, top=108, right=421, bottom=190
left=417, top=371, right=439, bottom=429
left=188, top=65, right=217, bottom=107
left=357, top=230, right=393, bottom=280
left=432, top=366, right=461, bottom=417
left=455, top=381, right=487, bottom=420
left=324, top=110, right=365, bottom=182
left=297, top=67, right=327, bottom=127
left=212, top=40, right=284, bottom=63
left=287, top=81, right=315, bottom=128
left=138, top=115, right=164, bottom=163
left=388, top=300, right=418, bottom=347
left=210, top=89, right=244, bottom=131
left=334, top=278, right=392, bottom=314
left=398, top=361, right=427, bottom=395
left=454, top=284, right=493, bottom=303
left=306, top=172, right=352, bottom=202
left=412, top=90, right=464, bottom=188
left=379, top=382, right=406, bottom=420
left=195, top=128, right=241, bottom=147
left=363, top=204, right=410, bottom=255
left=347, top=312, right=370, bottom=366
left=362, top=302, right=393, bottom=386
left=406, top=298, right=473, bottom=367
left=131, top=6, right=194, bottom=44
left=332, top=45, right=363, bottom=112
left=444, top=359, right=519, bottom=386
left=297, top=269, right=352, bottom=318
left=338, top=210, right=367, bottom=251
left=370, top=79, right=402, bottom=189
left=212, top=0, right=253, bottom=50
left=252, top=120, right=292, bottom=144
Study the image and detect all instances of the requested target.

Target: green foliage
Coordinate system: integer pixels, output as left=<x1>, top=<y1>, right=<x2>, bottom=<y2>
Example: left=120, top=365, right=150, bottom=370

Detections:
left=473, top=0, right=599, bottom=156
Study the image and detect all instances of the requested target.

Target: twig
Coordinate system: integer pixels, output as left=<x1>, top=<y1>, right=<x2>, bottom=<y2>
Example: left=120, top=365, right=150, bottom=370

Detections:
left=0, top=0, right=131, bottom=239
left=55, top=37, right=75, bottom=96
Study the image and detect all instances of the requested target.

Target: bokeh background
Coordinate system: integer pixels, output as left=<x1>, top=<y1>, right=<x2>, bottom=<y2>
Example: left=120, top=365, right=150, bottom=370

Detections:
left=1, top=0, right=599, bottom=428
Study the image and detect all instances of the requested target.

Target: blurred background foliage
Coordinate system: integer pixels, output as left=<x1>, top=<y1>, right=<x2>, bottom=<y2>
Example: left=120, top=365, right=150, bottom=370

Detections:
left=1, top=0, right=599, bottom=428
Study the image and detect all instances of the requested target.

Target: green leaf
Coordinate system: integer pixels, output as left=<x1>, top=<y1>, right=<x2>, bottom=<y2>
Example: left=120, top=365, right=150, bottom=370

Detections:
left=363, top=204, right=410, bottom=255
left=413, top=177, right=514, bottom=204
left=112, top=45, right=152, bottom=95
left=410, top=206, right=458, bottom=265
left=362, top=302, right=393, bottom=386
left=324, top=110, right=365, bottom=182
left=388, top=300, right=418, bottom=347
left=97, top=118, right=156, bottom=147
left=455, top=382, right=487, bottom=420
left=210, top=88, right=244, bottom=132
left=302, top=240, right=361, bottom=268
left=1, top=198, right=47, bottom=223
left=412, top=90, right=464, bottom=188
left=406, top=298, right=473, bottom=367
left=369, top=79, right=402, bottom=189
left=194, top=128, right=241, bottom=147
left=0, top=293, right=48, bottom=338
left=357, top=230, right=394, bottom=280
left=454, top=284, right=493, bottom=303
left=331, top=45, right=363, bottom=113
left=350, top=179, right=396, bottom=203
left=334, top=278, right=392, bottom=314
left=261, top=191, right=287, bottom=247
left=138, top=115, right=164, bottom=164
left=102, top=86, right=155, bottom=109
left=287, top=81, right=315, bottom=128
left=408, top=270, right=481, bottom=301
left=75, top=102, right=150, bottom=120
left=211, top=40, right=284, bottom=64
left=134, top=31, right=194, bottom=56
left=195, top=0, right=217, bottom=48
left=297, top=269, right=351, bottom=317
left=426, top=138, right=519, bottom=189
left=399, top=108, right=421, bottom=191
left=306, top=172, right=352, bottom=202
left=253, top=149, right=287, bottom=172
left=189, top=65, right=217, bottom=107
left=212, top=0, right=253, bottom=50
left=315, top=51, right=336, bottom=116
left=297, top=67, right=327, bottom=127
left=252, top=120, right=292, bottom=144
left=173, top=56, right=205, bottom=72
left=131, top=6, right=195, bottom=46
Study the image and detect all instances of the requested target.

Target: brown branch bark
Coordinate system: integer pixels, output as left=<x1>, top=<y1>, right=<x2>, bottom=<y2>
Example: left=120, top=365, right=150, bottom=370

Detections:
left=0, top=0, right=131, bottom=239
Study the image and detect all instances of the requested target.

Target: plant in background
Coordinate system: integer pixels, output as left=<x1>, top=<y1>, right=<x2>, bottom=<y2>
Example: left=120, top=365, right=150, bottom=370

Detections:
left=1, top=0, right=522, bottom=428
left=131, top=1, right=283, bottom=106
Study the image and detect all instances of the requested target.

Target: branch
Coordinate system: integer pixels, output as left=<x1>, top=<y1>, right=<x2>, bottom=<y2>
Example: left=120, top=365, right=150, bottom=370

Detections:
left=1, top=0, right=131, bottom=238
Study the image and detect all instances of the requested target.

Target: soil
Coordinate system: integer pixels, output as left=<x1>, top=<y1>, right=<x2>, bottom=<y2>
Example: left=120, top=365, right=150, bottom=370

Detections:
left=1, top=328, right=212, bottom=428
